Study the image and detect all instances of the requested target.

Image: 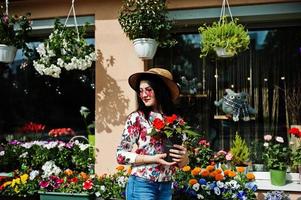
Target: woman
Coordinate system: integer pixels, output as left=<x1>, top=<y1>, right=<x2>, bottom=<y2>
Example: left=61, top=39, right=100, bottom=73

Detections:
left=116, top=67, right=189, bottom=200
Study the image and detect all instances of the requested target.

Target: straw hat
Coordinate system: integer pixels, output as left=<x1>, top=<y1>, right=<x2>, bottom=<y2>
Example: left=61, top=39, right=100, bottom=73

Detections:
left=128, top=67, right=180, bottom=101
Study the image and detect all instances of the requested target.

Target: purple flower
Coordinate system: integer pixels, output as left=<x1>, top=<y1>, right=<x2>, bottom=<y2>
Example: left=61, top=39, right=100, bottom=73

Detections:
left=9, top=140, right=21, bottom=145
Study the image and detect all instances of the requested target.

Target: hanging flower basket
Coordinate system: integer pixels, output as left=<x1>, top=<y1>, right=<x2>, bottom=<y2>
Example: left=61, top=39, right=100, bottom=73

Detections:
left=198, top=0, right=250, bottom=58
left=33, top=1, right=95, bottom=78
left=132, top=38, right=158, bottom=60
left=0, top=44, right=17, bottom=63
left=0, top=4, right=31, bottom=63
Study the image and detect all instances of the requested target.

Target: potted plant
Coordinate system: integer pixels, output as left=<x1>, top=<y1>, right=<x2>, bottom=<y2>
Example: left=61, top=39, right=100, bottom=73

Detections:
left=263, top=134, right=292, bottom=186
left=118, top=0, right=176, bottom=60
left=33, top=19, right=96, bottom=78
left=229, top=132, right=250, bottom=169
left=150, top=114, right=198, bottom=162
left=198, top=16, right=250, bottom=58
left=0, top=7, right=31, bottom=63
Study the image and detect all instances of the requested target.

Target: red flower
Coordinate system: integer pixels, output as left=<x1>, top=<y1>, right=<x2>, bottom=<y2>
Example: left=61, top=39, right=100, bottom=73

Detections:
left=83, top=180, right=93, bottom=190
left=289, top=127, right=301, bottom=138
left=48, top=128, right=75, bottom=137
left=69, top=177, right=79, bottom=183
left=19, top=121, right=46, bottom=133
left=165, top=114, right=177, bottom=124
left=153, top=118, right=165, bottom=130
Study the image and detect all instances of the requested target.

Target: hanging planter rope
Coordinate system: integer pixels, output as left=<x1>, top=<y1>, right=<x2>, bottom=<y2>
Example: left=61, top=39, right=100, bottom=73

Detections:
left=33, top=0, right=96, bottom=78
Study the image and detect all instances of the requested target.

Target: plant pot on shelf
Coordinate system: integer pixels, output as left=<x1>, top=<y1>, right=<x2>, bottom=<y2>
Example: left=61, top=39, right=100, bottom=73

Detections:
left=39, top=192, right=91, bottom=200
left=163, top=134, right=183, bottom=163
left=270, top=169, right=287, bottom=186
left=132, top=38, right=158, bottom=60
left=0, top=44, right=17, bottom=63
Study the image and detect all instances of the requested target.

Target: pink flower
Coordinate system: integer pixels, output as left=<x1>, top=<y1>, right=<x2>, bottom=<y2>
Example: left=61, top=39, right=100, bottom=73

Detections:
left=276, top=136, right=284, bottom=143
left=264, top=135, right=272, bottom=141
left=226, top=152, right=233, bottom=161
left=39, top=180, right=50, bottom=188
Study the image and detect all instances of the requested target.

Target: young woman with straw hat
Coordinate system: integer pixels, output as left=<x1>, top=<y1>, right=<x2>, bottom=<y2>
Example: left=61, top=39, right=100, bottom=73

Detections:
left=116, top=67, right=189, bottom=200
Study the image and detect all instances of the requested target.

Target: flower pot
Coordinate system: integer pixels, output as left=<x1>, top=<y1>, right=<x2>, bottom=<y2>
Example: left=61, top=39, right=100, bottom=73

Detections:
left=0, top=195, right=39, bottom=200
left=270, top=169, right=287, bottom=186
left=0, top=44, right=17, bottom=63
left=163, top=134, right=183, bottom=162
left=214, top=47, right=234, bottom=58
left=39, top=192, right=91, bottom=200
left=132, top=38, right=158, bottom=60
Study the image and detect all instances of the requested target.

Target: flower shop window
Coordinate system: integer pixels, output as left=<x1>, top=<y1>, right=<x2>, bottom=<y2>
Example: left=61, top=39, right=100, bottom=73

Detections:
left=0, top=16, right=95, bottom=140
left=153, top=26, right=301, bottom=152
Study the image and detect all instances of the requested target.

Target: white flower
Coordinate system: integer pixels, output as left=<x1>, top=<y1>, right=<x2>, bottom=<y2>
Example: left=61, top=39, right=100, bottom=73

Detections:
left=276, top=136, right=284, bottom=143
left=19, top=152, right=28, bottom=158
left=100, top=185, right=106, bottom=191
left=29, top=170, right=39, bottom=180
left=197, top=194, right=204, bottom=199
left=192, top=183, right=200, bottom=191
left=214, top=187, right=221, bottom=195
left=36, top=43, right=46, bottom=56
left=216, top=181, right=224, bottom=188
left=95, top=191, right=101, bottom=197
left=264, top=142, right=269, bottom=147
left=0, top=151, right=4, bottom=156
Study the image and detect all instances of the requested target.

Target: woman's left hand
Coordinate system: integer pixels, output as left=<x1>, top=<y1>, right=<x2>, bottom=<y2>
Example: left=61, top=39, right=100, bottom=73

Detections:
left=169, top=144, right=189, bottom=168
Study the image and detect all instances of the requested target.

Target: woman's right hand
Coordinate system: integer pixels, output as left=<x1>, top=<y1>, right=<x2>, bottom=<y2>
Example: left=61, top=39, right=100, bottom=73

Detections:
left=153, top=154, right=177, bottom=166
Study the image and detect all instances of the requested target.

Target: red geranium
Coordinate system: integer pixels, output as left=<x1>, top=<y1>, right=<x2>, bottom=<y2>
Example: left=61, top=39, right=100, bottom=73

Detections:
left=151, top=114, right=197, bottom=138
left=48, top=128, right=75, bottom=137
left=288, top=127, right=301, bottom=138
left=19, top=121, right=45, bottom=133
left=153, top=118, right=165, bottom=131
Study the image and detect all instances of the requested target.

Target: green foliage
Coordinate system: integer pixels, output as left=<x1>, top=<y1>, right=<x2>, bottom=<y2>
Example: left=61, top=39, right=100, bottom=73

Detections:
left=291, top=146, right=301, bottom=168
left=118, top=0, right=176, bottom=47
left=249, top=140, right=264, bottom=164
left=0, top=6, right=31, bottom=48
left=198, top=16, right=250, bottom=57
left=230, top=132, right=250, bottom=166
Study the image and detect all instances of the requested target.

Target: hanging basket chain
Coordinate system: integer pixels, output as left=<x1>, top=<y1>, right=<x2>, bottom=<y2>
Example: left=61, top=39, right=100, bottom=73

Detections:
left=5, top=0, right=9, bottom=15
left=64, top=0, right=80, bottom=41
left=219, top=0, right=233, bottom=23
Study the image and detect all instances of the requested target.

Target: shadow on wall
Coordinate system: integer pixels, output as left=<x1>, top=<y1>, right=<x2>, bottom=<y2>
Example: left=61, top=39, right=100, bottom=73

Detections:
left=95, top=50, right=129, bottom=133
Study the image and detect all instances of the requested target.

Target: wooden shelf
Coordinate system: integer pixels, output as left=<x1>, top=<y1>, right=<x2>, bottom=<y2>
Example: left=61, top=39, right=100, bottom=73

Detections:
left=214, top=115, right=256, bottom=121
left=179, top=93, right=208, bottom=98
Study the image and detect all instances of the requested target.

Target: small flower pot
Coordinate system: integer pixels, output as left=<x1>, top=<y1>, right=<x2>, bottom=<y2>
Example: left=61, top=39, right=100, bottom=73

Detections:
left=163, top=134, right=183, bottom=162
left=0, top=44, right=17, bottom=63
left=214, top=47, right=234, bottom=58
left=270, top=169, right=287, bottom=186
left=132, top=38, right=158, bottom=60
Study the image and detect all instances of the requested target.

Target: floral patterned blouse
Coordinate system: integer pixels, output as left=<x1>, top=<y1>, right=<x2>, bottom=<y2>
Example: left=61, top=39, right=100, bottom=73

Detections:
left=116, top=111, right=176, bottom=182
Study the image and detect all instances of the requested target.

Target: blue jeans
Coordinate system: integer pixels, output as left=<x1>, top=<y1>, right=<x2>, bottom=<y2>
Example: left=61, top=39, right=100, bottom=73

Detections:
left=126, top=175, right=172, bottom=200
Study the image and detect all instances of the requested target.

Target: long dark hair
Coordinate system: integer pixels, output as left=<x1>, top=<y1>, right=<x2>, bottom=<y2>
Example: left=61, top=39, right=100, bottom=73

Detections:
left=134, top=74, right=176, bottom=120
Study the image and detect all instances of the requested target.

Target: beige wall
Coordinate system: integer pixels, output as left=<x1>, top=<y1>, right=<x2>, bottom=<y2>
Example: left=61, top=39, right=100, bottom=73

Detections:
left=9, top=0, right=300, bottom=176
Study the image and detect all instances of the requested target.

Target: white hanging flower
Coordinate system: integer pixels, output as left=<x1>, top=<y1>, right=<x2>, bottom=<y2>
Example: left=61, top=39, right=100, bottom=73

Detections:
left=33, top=19, right=96, bottom=78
